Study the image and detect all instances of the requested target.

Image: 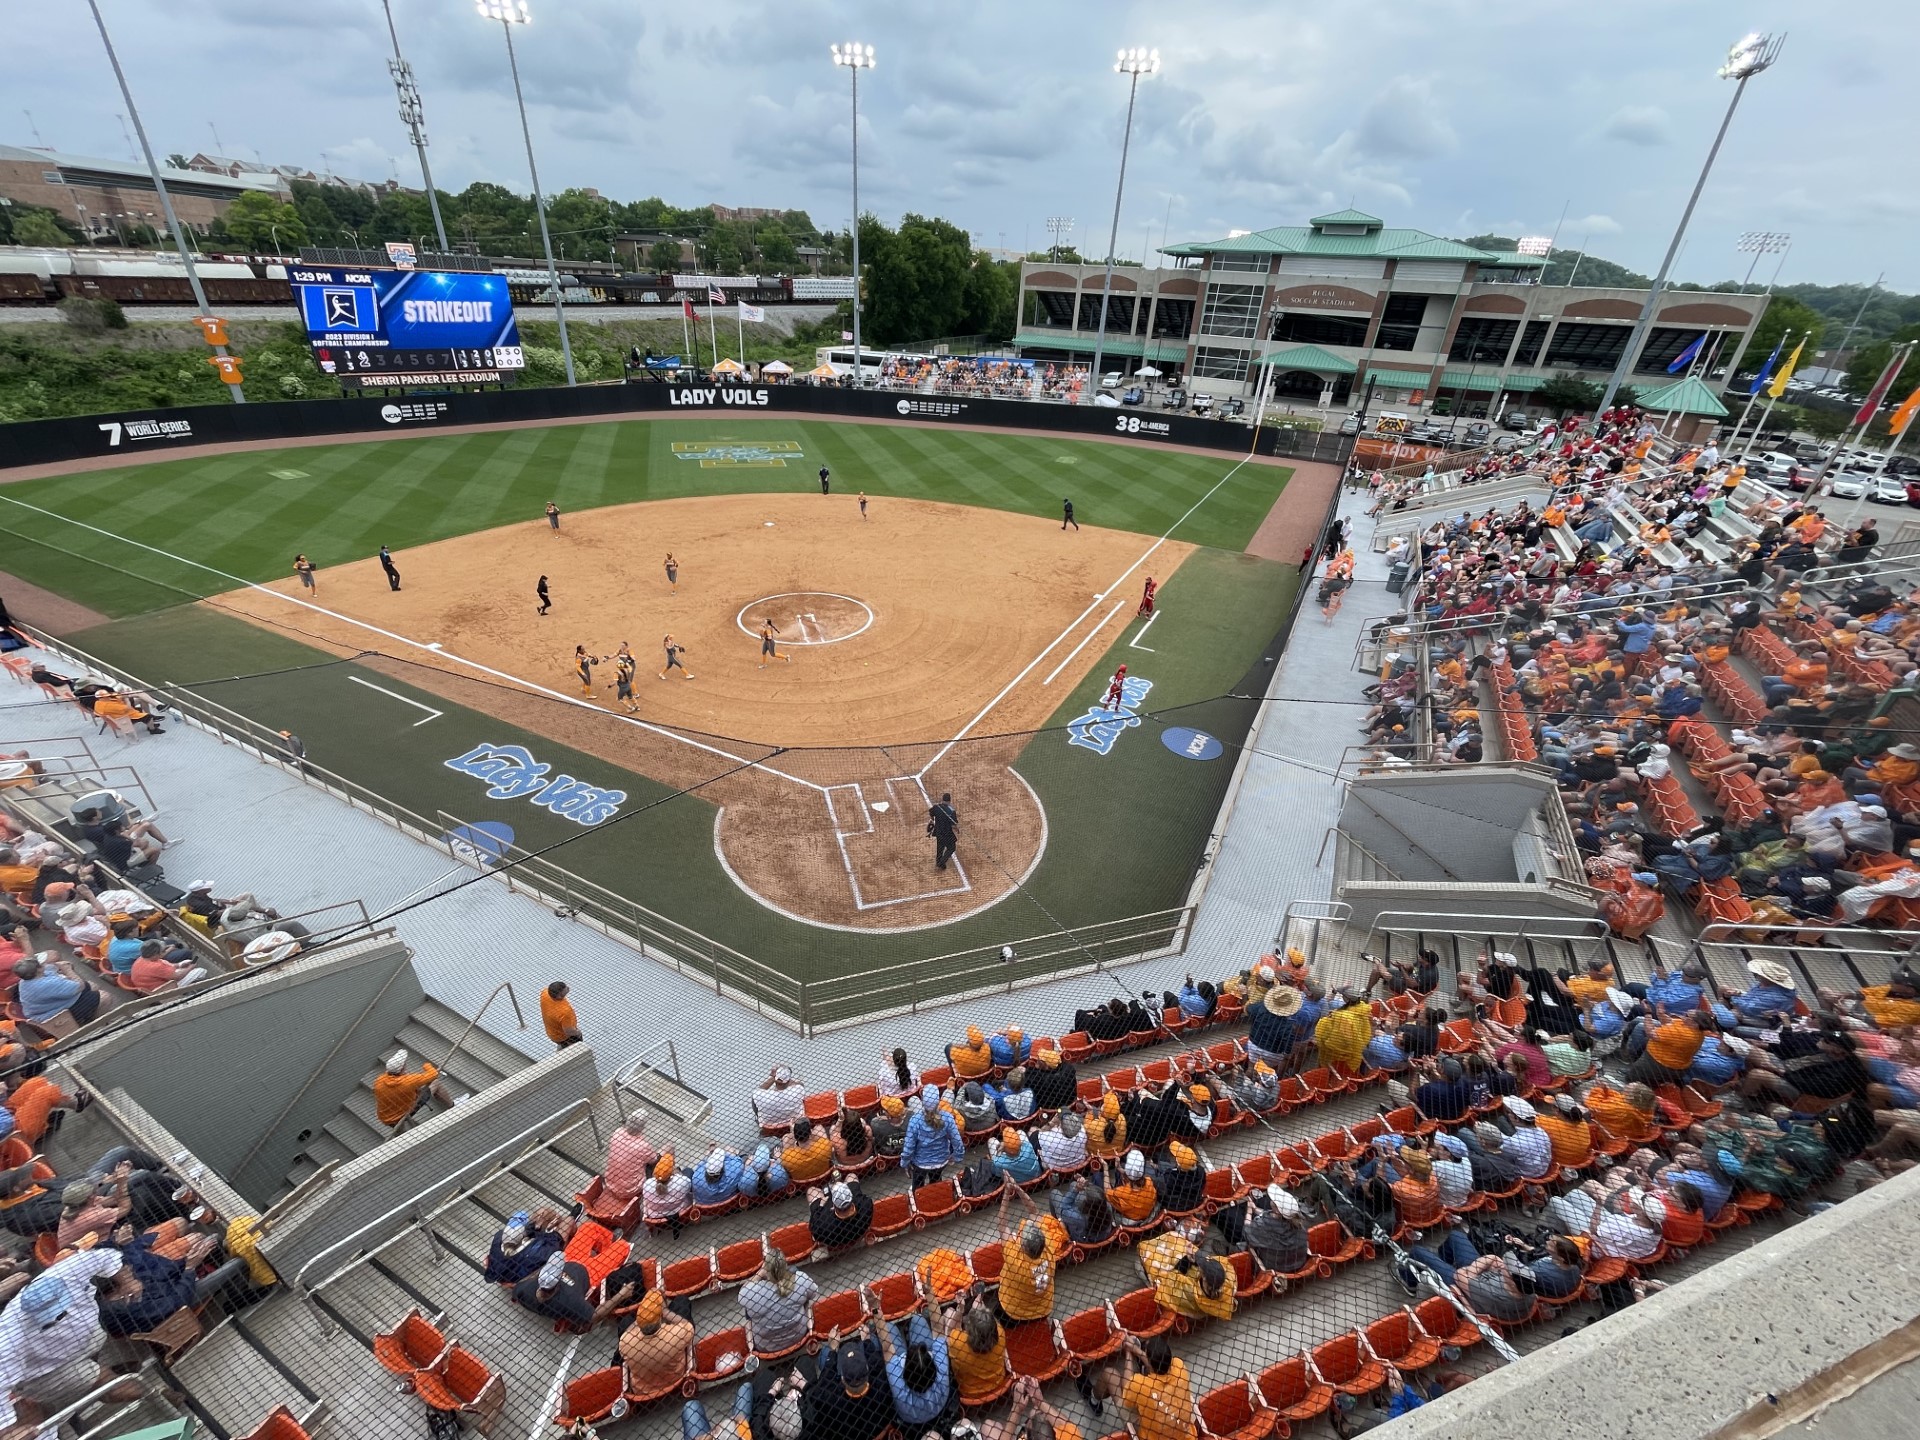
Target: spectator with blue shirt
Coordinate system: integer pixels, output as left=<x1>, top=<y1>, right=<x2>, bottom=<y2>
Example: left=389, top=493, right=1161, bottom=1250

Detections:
left=103, top=920, right=144, bottom=976
left=739, top=1142, right=791, bottom=1201
left=12, top=953, right=103, bottom=1027
left=989, top=1127, right=1044, bottom=1185
left=873, top=1304, right=951, bottom=1429
left=1627, top=958, right=1710, bottom=1016
left=1721, top=959, right=1800, bottom=1034
left=1248, top=982, right=1305, bottom=1067
left=899, top=1085, right=965, bottom=1188
left=689, top=1148, right=744, bottom=1207
left=1687, top=1033, right=1749, bottom=1087
left=1615, top=611, right=1657, bottom=655
left=987, top=1027, right=1031, bottom=1070
left=988, top=1068, right=1036, bottom=1123
left=1176, top=976, right=1218, bottom=1021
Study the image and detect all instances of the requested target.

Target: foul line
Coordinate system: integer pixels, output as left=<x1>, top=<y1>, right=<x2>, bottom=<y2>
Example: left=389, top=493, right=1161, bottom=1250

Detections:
left=1130, top=611, right=1160, bottom=651
left=348, top=675, right=443, bottom=725
left=915, top=453, right=1255, bottom=778
left=1042, top=600, right=1126, bottom=685
left=0, top=493, right=827, bottom=796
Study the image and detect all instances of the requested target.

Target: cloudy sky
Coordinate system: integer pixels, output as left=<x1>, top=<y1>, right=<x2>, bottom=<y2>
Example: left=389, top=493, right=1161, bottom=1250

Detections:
left=14, top=0, right=1913, bottom=288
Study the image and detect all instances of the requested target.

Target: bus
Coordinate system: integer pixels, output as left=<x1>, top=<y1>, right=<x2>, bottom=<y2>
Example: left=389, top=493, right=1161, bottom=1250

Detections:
left=813, top=345, right=911, bottom=383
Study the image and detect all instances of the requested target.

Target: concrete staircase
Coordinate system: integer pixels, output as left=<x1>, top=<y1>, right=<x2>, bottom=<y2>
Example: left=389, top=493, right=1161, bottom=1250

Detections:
left=275, top=998, right=540, bottom=1201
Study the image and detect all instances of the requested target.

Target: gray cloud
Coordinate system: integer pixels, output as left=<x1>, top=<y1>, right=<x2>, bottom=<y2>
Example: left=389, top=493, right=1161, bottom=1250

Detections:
left=3, top=0, right=1902, bottom=287
left=1603, top=105, right=1672, bottom=146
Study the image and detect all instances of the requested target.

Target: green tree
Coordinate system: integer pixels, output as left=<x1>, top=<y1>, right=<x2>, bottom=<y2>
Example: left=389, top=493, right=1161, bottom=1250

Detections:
left=1537, top=372, right=1602, bottom=416
left=648, top=238, right=682, bottom=273
left=960, top=255, right=1017, bottom=340
left=1740, top=296, right=1823, bottom=375
left=758, top=220, right=797, bottom=269
left=863, top=213, right=972, bottom=343
left=1845, top=323, right=1920, bottom=402
left=220, top=192, right=308, bottom=251
left=165, top=152, right=191, bottom=169
left=544, top=188, right=615, bottom=262
left=7, top=207, right=73, bottom=247
left=451, top=181, right=532, bottom=253
left=295, top=194, right=342, bottom=244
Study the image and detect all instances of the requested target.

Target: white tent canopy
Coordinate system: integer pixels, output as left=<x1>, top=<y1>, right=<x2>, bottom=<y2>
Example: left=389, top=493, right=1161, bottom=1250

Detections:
left=761, top=360, right=793, bottom=374
left=1135, top=366, right=1162, bottom=378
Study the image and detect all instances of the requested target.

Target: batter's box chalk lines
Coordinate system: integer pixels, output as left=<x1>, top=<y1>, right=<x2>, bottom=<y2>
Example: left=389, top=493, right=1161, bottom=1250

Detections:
left=0, top=491, right=827, bottom=797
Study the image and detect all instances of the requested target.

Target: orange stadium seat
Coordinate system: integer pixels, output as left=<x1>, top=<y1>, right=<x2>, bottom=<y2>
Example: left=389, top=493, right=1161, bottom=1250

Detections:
left=1310, top=1333, right=1386, bottom=1398
left=716, top=1237, right=767, bottom=1287
left=239, top=1408, right=313, bottom=1440
left=1256, top=1356, right=1334, bottom=1425
left=372, top=1309, right=450, bottom=1380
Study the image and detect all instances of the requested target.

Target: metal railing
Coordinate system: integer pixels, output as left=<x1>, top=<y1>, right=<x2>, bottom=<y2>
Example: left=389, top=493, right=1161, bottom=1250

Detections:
left=292, top=1096, right=599, bottom=1334
left=434, top=980, right=528, bottom=1075
left=11, top=623, right=1200, bottom=1034
left=610, top=1038, right=713, bottom=1128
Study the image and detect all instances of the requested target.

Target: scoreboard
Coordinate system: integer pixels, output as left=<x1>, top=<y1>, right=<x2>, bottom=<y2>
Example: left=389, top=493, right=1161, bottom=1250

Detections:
left=293, top=265, right=525, bottom=387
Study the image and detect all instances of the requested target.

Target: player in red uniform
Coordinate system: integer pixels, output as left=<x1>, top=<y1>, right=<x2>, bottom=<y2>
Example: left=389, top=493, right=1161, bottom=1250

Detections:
left=1137, top=576, right=1157, bottom=617
left=1101, top=664, right=1128, bottom=712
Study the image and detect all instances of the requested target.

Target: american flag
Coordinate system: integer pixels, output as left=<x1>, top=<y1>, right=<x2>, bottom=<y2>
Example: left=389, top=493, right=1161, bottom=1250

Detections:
left=708, top=285, right=726, bottom=304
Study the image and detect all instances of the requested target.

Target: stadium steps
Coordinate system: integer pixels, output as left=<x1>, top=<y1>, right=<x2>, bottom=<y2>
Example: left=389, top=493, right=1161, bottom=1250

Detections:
left=273, top=997, right=539, bottom=1203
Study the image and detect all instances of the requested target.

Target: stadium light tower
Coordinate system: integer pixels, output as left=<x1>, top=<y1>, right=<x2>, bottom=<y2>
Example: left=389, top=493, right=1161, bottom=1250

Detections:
left=382, top=0, right=450, bottom=252
left=1597, top=31, right=1783, bottom=413
left=477, top=0, right=575, bottom=386
left=1089, top=48, right=1160, bottom=401
left=84, top=0, right=245, bottom=401
left=831, top=42, right=876, bottom=386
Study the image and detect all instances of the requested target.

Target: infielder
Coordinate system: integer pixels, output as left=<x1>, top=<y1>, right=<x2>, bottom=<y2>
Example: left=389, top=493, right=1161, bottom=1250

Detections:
left=610, top=642, right=638, bottom=712
left=1137, top=577, right=1157, bottom=617
left=758, top=619, right=791, bottom=669
left=659, top=635, right=693, bottom=680
left=573, top=644, right=602, bottom=695
left=1101, top=663, right=1129, bottom=712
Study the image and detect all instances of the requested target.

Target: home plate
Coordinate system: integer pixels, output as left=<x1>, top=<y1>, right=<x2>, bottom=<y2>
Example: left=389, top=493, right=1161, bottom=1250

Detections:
left=871, top=802, right=890, bottom=813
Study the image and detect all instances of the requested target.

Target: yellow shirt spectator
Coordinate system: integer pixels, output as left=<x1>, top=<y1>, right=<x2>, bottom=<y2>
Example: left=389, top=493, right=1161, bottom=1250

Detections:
left=1862, top=986, right=1920, bottom=1031
left=950, top=1026, right=994, bottom=1080
left=946, top=1321, right=1007, bottom=1402
left=998, top=1227, right=1060, bottom=1321
left=224, top=1216, right=279, bottom=1288
left=781, top=1129, right=833, bottom=1185
left=1313, top=1000, right=1373, bottom=1071
left=1123, top=1358, right=1196, bottom=1440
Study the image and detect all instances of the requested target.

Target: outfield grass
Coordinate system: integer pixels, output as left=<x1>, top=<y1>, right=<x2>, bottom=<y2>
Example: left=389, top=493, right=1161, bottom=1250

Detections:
left=0, top=419, right=1281, bottom=618
left=10, top=417, right=1306, bottom=1007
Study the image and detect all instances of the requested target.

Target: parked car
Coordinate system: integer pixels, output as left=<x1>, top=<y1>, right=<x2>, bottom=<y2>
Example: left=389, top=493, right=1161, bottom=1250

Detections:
left=1191, top=392, right=1214, bottom=415
left=1460, top=421, right=1491, bottom=446
left=1500, top=410, right=1532, bottom=431
left=1221, top=397, right=1245, bottom=418
left=1907, top=479, right=1920, bottom=509
left=1162, top=389, right=1188, bottom=410
left=1338, top=412, right=1362, bottom=436
left=1093, top=391, right=1122, bottom=408
left=1871, top=474, right=1910, bottom=505
left=1827, top=471, right=1871, bottom=499
left=1120, top=386, right=1145, bottom=405
left=1752, top=451, right=1799, bottom=487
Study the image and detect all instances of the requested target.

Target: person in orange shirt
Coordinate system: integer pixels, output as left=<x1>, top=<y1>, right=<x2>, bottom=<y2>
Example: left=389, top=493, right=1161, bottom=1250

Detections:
left=1624, top=1011, right=1707, bottom=1086
left=1099, top=1334, right=1194, bottom=1440
left=373, top=1049, right=453, bottom=1127
left=1086, top=1094, right=1128, bottom=1162
left=1864, top=743, right=1920, bottom=790
left=1537, top=1094, right=1595, bottom=1169
left=1384, top=1144, right=1444, bottom=1228
left=1583, top=1081, right=1661, bottom=1144
left=949, top=1026, right=994, bottom=1081
left=1104, top=1149, right=1160, bottom=1224
left=540, top=980, right=582, bottom=1048
left=995, top=1185, right=1060, bottom=1324
left=780, top=1116, right=834, bottom=1186
left=945, top=1289, right=1009, bottom=1405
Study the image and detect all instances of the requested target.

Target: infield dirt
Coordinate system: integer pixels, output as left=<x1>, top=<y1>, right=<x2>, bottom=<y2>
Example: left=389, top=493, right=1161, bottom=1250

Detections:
left=207, top=492, right=1194, bottom=930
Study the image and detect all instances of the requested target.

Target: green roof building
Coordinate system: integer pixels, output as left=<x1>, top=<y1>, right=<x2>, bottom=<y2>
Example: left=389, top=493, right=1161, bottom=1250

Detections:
left=1015, top=208, right=1768, bottom=426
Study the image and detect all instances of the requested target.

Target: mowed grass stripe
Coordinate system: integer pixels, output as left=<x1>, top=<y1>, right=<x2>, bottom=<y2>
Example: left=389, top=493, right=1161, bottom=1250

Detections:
left=7, top=419, right=1289, bottom=621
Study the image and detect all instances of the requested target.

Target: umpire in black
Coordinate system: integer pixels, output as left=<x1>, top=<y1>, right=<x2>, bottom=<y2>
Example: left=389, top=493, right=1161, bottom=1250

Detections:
left=927, top=792, right=959, bottom=871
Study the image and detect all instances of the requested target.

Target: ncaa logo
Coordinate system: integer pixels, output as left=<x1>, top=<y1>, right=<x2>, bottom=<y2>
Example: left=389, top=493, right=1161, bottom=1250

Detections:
left=380, top=404, right=403, bottom=424
left=896, top=400, right=912, bottom=416
left=1160, top=727, right=1224, bottom=761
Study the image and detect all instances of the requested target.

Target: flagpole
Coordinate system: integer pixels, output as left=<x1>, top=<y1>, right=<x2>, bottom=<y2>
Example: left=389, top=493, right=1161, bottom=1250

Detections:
left=737, top=305, right=746, bottom=366
left=1725, top=330, right=1789, bottom=456
left=1811, top=340, right=1914, bottom=497
left=708, top=303, right=720, bottom=371
left=681, top=301, right=691, bottom=367
left=1842, top=422, right=1911, bottom=527
left=1741, top=334, right=1806, bottom=460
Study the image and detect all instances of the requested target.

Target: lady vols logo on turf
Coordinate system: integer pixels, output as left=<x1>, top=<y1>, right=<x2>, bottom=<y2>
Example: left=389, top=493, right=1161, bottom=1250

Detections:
left=444, top=743, right=625, bottom=825
left=1066, top=676, right=1153, bottom=755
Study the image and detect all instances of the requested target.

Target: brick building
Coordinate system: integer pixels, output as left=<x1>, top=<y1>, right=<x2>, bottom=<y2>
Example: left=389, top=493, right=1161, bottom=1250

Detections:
left=0, top=143, right=287, bottom=240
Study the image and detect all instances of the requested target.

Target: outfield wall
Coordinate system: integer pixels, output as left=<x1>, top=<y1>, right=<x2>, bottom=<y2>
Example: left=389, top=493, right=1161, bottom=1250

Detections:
left=0, top=382, right=1352, bottom=471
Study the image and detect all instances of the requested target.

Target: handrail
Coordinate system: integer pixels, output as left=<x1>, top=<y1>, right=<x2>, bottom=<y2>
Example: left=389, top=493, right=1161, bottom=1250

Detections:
left=610, top=1038, right=714, bottom=1128
left=292, top=1096, right=596, bottom=1332
left=438, top=980, right=528, bottom=1076
left=1695, top=921, right=1920, bottom=951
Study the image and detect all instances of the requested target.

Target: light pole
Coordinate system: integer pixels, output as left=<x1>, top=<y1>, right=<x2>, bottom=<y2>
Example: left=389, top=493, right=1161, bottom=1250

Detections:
left=1597, top=31, right=1782, bottom=413
left=1089, top=47, right=1159, bottom=399
left=1735, top=230, right=1790, bottom=291
left=84, top=0, right=244, bottom=400
left=478, top=1, right=574, bottom=385
left=830, top=42, right=875, bottom=385
left=383, top=0, right=450, bottom=252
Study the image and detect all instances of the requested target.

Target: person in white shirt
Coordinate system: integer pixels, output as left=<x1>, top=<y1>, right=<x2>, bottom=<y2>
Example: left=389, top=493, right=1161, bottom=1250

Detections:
left=1501, top=1097, right=1556, bottom=1180
left=0, top=1249, right=135, bottom=1434
left=1034, top=1111, right=1088, bottom=1173
left=1428, top=1132, right=1477, bottom=1211
left=752, top=1067, right=806, bottom=1130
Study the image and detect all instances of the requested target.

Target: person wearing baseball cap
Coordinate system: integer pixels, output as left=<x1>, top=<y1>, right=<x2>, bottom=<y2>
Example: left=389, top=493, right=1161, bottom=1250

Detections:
left=806, top=1322, right=892, bottom=1440
left=617, top=1287, right=693, bottom=1397
left=0, top=1249, right=136, bottom=1432
left=688, top=1146, right=744, bottom=1209
left=482, top=1206, right=566, bottom=1285
left=808, top=1176, right=874, bottom=1251
left=1154, top=1142, right=1207, bottom=1216
left=371, top=1049, right=453, bottom=1129
left=1105, top=1149, right=1160, bottom=1225
left=989, top=1127, right=1044, bottom=1186
left=515, top=1247, right=632, bottom=1333
left=1239, top=1184, right=1310, bottom=1276
left=996, top=1183, right=1062, bottom=1324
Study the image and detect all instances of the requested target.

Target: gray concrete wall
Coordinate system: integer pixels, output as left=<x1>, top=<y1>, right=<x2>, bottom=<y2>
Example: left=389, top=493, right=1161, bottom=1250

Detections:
left=1337, top=881, right=1601, bottom=934
left=70, top=936, right=425, bottom=1204
left=1341, top=769, right=1556, bottom=881
left=1385, top=1164, right=1920, bottom=1439
left=256, top=1044, right=601, bottom=1281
